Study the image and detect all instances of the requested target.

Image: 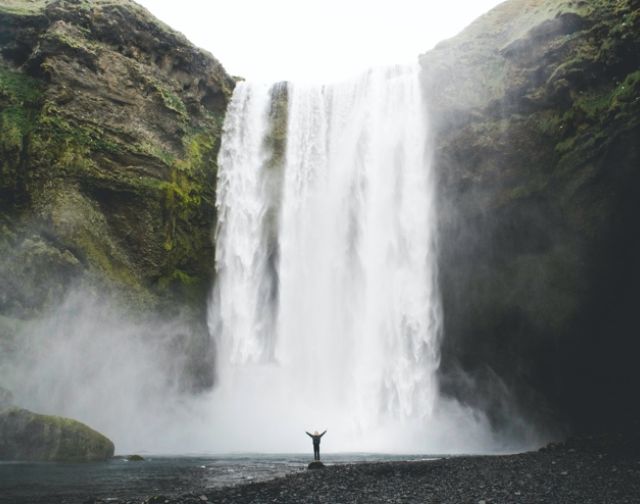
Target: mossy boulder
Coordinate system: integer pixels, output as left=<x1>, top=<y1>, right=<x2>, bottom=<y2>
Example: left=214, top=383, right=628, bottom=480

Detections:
left=0, top=0, right=236, bottom=390
left=421, top=0, right=640, bottom=434
left=0, top=407, right=114, bottom=462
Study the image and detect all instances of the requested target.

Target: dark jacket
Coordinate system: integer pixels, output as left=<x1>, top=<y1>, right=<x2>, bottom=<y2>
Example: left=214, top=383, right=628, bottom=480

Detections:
left=306, top=430, right=327, bottom=446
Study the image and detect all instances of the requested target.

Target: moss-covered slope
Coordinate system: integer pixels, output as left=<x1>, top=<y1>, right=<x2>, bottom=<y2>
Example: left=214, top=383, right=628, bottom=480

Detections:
left=0, top=0, right=234, bottom=314
left=0, top=0, right=235, bottom=389
left=421, top=0, right=640, bottom=433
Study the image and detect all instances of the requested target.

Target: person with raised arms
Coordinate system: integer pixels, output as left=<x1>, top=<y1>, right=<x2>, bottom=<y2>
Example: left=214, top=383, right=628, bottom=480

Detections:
left=305, top=430, right=327, bottom=461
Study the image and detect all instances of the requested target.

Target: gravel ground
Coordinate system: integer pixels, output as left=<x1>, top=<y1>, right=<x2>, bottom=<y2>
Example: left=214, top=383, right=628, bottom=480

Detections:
left=87, top=440, right=640, bottom=504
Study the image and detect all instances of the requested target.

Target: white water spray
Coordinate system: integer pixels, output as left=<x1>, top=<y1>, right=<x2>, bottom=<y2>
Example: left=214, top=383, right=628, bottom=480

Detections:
left=212, top=82, right=277, bottom=365
left=209, top=66, right=496, bottom=453
left=0, top=72, right=542, bottom=456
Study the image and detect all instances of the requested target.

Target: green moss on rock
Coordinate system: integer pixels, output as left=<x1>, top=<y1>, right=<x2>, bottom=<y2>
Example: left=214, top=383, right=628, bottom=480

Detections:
left=422, top=0, right=640, bottom=432
left=0, top=0, right=235, bottom=390
left=0, top=0, right=234, bottom=312
left=0, top=408, right=114, bottom=462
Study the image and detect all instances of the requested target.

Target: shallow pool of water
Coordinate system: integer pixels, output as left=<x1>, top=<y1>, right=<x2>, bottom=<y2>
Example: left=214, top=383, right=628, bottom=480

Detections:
left=0, top=453, right=438, bottom=503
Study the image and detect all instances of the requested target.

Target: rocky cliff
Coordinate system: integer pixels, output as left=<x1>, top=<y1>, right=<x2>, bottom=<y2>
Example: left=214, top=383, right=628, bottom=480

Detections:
left=0, top=0, right=235, bottom=390
left=421, top=0, right=640, bottom=433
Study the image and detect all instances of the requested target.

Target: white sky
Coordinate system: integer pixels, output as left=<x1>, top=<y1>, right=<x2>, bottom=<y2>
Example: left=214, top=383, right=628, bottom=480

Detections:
left=136, top=0, right=505, bottom=83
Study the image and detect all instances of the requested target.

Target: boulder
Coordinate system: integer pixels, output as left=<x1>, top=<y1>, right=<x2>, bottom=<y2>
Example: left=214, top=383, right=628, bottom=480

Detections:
left=0, top=407, right=114, bottom=462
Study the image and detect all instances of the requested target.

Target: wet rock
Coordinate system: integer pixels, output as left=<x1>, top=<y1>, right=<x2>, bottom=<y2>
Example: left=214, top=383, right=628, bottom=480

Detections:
left=0, top=407, right=114, bottom=462
left=171, top=445, right=640, bottom=503
left=420, top=0, right=640, bottom=435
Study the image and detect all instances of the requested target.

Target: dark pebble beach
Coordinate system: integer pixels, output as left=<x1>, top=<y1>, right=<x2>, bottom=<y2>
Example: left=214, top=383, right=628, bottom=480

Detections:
left=87, top=437, right=640, bottom=504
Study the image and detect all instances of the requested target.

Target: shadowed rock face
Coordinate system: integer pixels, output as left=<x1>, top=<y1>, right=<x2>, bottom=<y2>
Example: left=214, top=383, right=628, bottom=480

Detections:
left=0, top=407, right=114, bottom=462
left=0, top=0, right=235, bottom=390
left=421, top=0, right=640, bottom=434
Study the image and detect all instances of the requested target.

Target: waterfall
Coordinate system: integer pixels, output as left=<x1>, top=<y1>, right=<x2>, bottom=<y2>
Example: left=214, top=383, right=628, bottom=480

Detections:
left=212, top=82, right=277, bottom=365
left=209, top=66, right=487, bottom=453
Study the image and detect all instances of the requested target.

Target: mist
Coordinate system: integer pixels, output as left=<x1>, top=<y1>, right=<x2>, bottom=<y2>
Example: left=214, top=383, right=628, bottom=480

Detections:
left=0, top=276, right=550, bottom=456
left=0, top=64, right=549, bottom=457
left=0, top=290, right=209, bottom=454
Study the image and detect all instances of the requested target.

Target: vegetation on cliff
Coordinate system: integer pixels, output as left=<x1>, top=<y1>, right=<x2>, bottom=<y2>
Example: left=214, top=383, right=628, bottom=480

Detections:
left=421, top=0, right=640, bottom=433
left=0, top=0, right=235, bottom=389
left=0, top=0, right=235, bottom=312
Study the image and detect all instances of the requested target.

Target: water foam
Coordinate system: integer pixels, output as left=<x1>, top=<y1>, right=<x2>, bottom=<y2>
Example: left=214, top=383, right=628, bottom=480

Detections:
left=208, top=66, right=495, bottom=453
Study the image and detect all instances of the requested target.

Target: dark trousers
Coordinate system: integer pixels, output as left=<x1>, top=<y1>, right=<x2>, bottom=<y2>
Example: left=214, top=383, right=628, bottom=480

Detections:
left=313, top=445, right=320, bottom=460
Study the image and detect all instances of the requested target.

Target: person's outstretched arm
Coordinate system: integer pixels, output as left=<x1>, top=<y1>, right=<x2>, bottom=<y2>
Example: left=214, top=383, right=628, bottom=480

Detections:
left=305, top=431, right=313, bottom=437
left=320, top=430, right=327, bottom=437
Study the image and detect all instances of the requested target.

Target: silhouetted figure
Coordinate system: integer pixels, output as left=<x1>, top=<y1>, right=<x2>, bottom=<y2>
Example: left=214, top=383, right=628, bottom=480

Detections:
left=305, top=430, right=327, bottom=460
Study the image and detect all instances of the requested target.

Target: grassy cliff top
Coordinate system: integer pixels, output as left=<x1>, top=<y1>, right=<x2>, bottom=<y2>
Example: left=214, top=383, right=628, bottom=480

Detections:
left=421, top=0, right=639, bottom=114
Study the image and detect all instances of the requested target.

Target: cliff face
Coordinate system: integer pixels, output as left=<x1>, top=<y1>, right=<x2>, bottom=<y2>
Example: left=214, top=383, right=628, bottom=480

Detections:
left=0, top=0, right=234, bottom=389
left=421, top=0, right=640, bottom=433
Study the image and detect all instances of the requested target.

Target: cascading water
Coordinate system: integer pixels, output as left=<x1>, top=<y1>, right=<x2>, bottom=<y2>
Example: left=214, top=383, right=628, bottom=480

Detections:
left=0, top=65, right=540, bottom=458
left=212, top=82, right=277, bottom=366
left=209, top=66, right=491, bottom=453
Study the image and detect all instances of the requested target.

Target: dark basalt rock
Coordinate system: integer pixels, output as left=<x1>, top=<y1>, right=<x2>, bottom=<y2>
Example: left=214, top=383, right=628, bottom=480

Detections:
left=97, top=444, right=640, bottom=504
left=307, top=461, right=325, bottom=469
left=421, top=0, right=640, bottom=435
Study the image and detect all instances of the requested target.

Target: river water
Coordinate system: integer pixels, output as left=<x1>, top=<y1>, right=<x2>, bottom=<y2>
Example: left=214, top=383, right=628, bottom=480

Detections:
left=0, top=453, right=438, bottom=503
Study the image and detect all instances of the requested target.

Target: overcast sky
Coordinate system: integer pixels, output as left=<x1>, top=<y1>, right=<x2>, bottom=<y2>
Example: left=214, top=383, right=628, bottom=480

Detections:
left=137, top=0, right=505, bottom=83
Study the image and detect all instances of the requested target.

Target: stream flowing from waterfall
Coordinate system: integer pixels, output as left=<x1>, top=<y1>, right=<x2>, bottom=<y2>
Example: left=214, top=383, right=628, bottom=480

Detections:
left=208, top=65, right=493, bottom=453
